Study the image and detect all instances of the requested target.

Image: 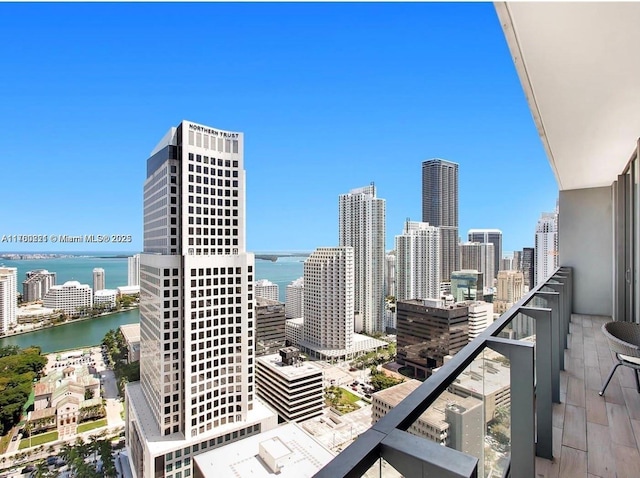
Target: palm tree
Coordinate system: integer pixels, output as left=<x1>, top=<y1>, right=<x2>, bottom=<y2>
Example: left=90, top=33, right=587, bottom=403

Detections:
left=24, top=421, right=33, bottom=449
left=89, top=434, right=100, bottom=463
left=34, top=459, right=48, bottom=478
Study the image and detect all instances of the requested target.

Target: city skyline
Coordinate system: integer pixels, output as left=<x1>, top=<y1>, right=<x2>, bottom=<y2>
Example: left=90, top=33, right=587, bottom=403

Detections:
left=0, top=3, right=558, bottom=255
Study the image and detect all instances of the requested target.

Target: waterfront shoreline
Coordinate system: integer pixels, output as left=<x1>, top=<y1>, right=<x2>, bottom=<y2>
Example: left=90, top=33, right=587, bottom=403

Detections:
left=1, top=306, right=139, bottom=339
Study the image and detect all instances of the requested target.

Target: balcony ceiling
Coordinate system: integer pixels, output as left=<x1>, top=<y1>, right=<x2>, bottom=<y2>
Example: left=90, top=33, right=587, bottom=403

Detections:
left=495, top=2, right=640, bottom=191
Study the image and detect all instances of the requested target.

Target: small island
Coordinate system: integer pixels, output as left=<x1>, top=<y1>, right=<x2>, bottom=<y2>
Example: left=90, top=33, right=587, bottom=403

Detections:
left=255, top=253, right=311, bottom=262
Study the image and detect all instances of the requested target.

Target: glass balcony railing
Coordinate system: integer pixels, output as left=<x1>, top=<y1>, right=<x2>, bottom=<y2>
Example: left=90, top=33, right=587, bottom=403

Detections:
left=314, top=266, right=573, bottom=478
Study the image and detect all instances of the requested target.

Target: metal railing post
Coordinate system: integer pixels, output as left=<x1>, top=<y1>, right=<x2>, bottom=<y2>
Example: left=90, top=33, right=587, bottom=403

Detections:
left=520, top=306, right=554, bottom=459
left=533, top=291, right=561, bottom=403
left=487, top=337, right=536, bottom=477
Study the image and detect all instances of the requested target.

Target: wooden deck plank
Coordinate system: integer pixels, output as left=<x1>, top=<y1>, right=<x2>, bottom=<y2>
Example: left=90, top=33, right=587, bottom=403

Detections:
left=586, top=421, right=616, bottom=477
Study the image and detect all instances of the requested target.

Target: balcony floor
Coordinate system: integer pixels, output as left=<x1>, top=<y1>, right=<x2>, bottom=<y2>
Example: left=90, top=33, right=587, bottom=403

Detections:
left=536, top=314, right=640, bottom=478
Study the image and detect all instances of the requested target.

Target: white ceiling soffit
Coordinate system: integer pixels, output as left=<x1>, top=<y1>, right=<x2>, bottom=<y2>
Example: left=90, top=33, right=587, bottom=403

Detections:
left=494, top=2, right=640, bottom=191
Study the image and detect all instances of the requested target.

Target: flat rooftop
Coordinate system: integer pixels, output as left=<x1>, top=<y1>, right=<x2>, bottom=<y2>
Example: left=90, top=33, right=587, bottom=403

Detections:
left=257, top=353, right=323, bottom=380
left=193, top=422, right=335, bottom=478
left=120, top=323, right=141, bottom=343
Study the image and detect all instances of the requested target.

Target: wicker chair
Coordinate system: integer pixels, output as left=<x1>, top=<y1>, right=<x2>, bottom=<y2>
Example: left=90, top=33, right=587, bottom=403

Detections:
left=599, top=321, right=640, bottom=396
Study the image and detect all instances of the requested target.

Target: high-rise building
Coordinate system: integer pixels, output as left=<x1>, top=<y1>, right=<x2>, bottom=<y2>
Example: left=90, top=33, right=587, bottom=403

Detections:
left=513, top=250, right=522, bottom=271
left=459, top=242, right=495, bottom=290
left=494, top=270, right=525, bottom=314
left=535, top=208, right=559, bottom=285
left=302, top=247, right=354, bottom=351
left=422, top=159, right=459, bottom=282
left=128, top=254, right=140, bottom=287
left=284, top=277, right=304, bottom=319
left=255, top=279, right=279, bottom=302
left=385, top=252, right=396, bottom=298
left=468, top=229, right=502, bottom=279
left=255, top=297, right=286, bottom=356
left=22, top=269, right=56, bottom=302
left=339, top=184, right=385, bottom=333
left=521, top=247, right=535, bottom=290
left=394, top=221, right=440, bottom=301
left=93, top=268, right=105, bottom=292
left=125, top=121, right=277, bottom=478
left=0, top=267, right=17, bottom=335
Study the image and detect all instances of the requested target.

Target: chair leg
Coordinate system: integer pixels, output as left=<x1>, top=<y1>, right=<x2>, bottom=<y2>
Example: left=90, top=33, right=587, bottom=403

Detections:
left=600, top=362, right=623, bottom=396
left=635, top=369, right=640, bottom=393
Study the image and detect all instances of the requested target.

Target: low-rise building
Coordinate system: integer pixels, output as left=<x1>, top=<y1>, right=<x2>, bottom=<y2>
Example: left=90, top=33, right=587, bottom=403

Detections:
left=31, top=364, right=101, bottom=438
left=371, top=379, right=484, bottom=475
left=256, top=348, right=324, bottom=423
left=120, top=323, right=141, bottom=363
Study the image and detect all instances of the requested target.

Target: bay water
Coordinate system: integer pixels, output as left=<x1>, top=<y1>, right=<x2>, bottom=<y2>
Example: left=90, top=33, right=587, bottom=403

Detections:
left=0, top=253, right=305, bottom=353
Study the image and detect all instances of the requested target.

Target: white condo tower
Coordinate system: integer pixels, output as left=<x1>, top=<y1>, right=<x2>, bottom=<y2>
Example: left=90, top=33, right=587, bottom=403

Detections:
left=339, top=184, right=386, bottom=333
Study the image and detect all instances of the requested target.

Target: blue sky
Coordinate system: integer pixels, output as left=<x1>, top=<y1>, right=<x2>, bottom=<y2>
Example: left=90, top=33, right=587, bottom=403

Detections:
left=0, top=2, right=558, bottom=255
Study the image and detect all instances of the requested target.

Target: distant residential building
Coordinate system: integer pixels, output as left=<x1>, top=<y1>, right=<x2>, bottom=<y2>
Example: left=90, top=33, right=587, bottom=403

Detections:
left=0, top=267, right=17, bottom=335
left=494, top=270, right=525, bottom=314
left=285, top=318, right=304, bottom=347
left=255, top=348, right=324, bottom=423
left=467, top=301, right=494, bottom=341
left=339, top=184, right=386, bottom=333
left=285, top=277, right=304, bottom=319
left=93, top=268, right=105, bottom=292
left=500, top=254, right=515, bottom=271
left=422, top=159, right=459, bottom=282
left=256, top=297, right=286, bottom=356
left=119, top=323, right=141, bottom=363
left=535, top=209, right=559, bottom=285
left=450, top=270, right=484, bottom=302
left=440, top=281, right=452, bottom=296
left=117, top=285, right=140, bottom=296
left=303, top=247, right=354, bottom=351
left=459, top=242, right=494, bottom=289
left=127, top=254, right=140, bottom=287
left=395, top=221, right=440, bottom=301
left=22, top=269, right=56, bottom=302
left=385, top=252, right=396, bottom=298
left=521, top=247, right=535, bottom=290
left=94, top=289, right=117, bottom=309
left=468, top=229, right=502, bottom=279
left=396, top=298, right=469, bottom=378
left=255, top=278, right=279, bottom=302
left=42, top=281, right=92, bottom=317
left=371, top=379, right=483, bottom=475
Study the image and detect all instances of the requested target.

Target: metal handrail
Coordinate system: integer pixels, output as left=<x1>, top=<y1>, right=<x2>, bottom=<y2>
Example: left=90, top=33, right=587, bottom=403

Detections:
left=314, top=266, right=570, bottom=478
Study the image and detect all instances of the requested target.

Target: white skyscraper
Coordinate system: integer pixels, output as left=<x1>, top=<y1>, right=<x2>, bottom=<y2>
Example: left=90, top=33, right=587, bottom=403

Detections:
left=0, top=267, right=17, bottom=335
left=255, top=279, right=279, bottom=302
left=125, top=121, right=276, bottom=478
left=394, top=221, right=440, bottom=301
left=93, top=268, right=105, bottom=292
left=303, top=247, right=355, bottom=351
left=339, top=184, right=385, bottom=333
left=535, top=209, right=559, bottom=285
left=285, top=277, right=304, bottom=319
left=467, top=301, right=494, bottom=341
left=128, top=254, right=140, bottom=286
